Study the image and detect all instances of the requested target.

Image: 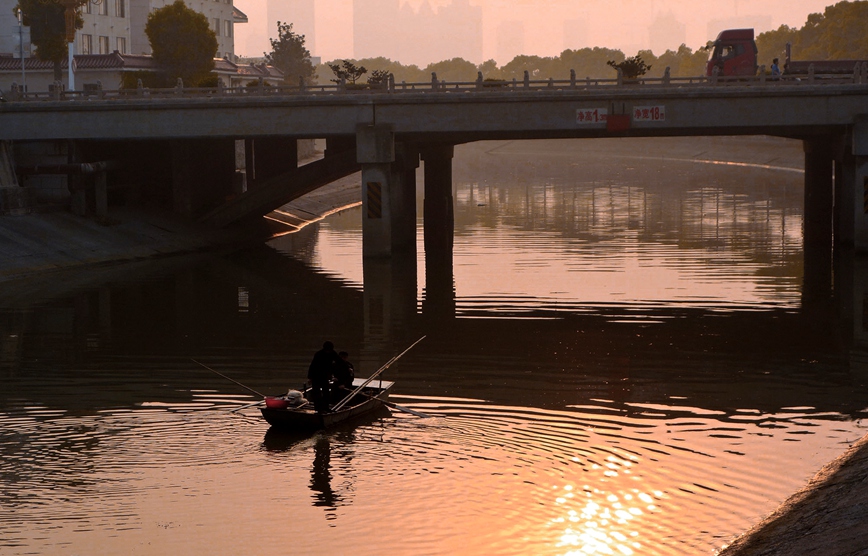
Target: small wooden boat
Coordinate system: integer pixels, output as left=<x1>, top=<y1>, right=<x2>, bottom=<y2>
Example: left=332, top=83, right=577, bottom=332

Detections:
left=260, top=377, right=395, bottom=432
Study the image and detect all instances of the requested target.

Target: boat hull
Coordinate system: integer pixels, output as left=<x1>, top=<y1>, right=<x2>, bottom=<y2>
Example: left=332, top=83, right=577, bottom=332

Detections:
left=260, top=378, right=394, bottom=432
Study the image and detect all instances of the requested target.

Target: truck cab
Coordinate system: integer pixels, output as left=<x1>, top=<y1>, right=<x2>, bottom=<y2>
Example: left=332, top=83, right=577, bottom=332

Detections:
left=706, top=29, right=758, bottom=77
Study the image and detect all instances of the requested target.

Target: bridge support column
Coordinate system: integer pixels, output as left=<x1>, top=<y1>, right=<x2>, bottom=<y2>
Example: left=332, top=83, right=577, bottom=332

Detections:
left=171, top=139, right=236, bottom=218
left=391, top=143, right=419, bottom=253
left=420, top=144, right=455, bottom=320
left=357, top=125, right=396, bottom=257
left=845, top=117, right=868, bottom=252
left=244, top=137, right=297, bottom=189
left=803, top=138, right=835, bottom=299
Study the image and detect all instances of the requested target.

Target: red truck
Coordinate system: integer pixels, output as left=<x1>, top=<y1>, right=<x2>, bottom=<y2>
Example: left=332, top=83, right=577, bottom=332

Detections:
left=705, top=28, right=868, bottom=77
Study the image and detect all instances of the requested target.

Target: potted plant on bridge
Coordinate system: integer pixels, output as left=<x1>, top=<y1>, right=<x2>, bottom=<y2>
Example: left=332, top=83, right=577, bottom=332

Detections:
left=329, top=60, right=369, bottom=90
left=607, top=55, right=651, bottom=84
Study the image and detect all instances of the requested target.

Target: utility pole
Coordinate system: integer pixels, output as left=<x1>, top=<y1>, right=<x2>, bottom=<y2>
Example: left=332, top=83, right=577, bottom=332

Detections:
left=18, top=8, right=25, bottom=90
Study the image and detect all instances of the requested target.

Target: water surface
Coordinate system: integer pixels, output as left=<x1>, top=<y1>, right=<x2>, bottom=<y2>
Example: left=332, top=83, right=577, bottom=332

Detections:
left=2, top=138, right=866, bottom=556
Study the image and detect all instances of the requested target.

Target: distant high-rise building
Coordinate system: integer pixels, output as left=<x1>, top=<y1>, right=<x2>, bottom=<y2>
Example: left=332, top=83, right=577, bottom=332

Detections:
left=436, top=0, right=482, bottom=63
left=353, top=0, right=482, bottom=65
left=562, top=19, right=589, bottom=51
left=354, top=0, right=399, bottom=60
left=268, top=0, right=316, bottom=55
left=707, top=14, right=772, bottom=40
left=496, top=20, right=524, bottom=66
left=649, top=11, right=686, bottom=54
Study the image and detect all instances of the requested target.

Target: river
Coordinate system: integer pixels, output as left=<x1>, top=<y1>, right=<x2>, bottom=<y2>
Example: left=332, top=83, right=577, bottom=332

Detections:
left=2, top=138, right=866, bottom=555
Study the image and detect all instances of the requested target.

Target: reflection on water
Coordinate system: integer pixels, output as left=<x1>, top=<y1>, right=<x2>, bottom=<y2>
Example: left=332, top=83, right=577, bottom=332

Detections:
left=1, top=138, right=867, bottom=556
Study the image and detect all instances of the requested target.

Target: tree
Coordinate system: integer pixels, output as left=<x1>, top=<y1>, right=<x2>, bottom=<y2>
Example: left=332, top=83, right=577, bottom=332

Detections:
left=477, top=59, right=499, bottom=79
left=145, top=0, right=217, bottom=86
left=328, top=60, right=367, bottom=84
left=425, top=58, right=478, bottom=82
left=756, top=25, right=799, bottom=69
left=16, top=0, right=82, bottom=81
left=607, top=54, right=651, bottom=79
left=793, top=1, right=868, bottom=60
left=264, top=21, right=315, bottom=85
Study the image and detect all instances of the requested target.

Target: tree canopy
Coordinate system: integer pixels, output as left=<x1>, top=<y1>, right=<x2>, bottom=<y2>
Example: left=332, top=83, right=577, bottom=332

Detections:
left=757, top=1, right=868, bottom=65
left=145, top=0, right=217, bottom=86
left=264, top=21, right=316, bottom=85
left=16, top=0, right=83, bottom=80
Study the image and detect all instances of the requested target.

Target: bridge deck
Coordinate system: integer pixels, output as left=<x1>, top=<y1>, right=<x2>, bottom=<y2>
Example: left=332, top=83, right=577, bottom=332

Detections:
left=2, top=80, right=867, bottom=142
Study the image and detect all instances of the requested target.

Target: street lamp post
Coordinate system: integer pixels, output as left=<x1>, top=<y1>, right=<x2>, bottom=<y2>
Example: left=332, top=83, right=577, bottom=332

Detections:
left=17, top=8, right=25, bottom=90
left=22, top=0, right=102, bottom=92
left=59, top=0, right=80, bottom=91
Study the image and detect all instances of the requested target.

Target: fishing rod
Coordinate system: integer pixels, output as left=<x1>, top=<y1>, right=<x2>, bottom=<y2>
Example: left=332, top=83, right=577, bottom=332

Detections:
left=192, top=359, right=267, bottom=398
left=332, top=335, right=426, bottom=412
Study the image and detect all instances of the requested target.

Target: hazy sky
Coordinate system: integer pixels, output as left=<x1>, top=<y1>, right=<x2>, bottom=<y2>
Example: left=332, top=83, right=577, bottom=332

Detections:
left=234, top=0, right=838, bottom=64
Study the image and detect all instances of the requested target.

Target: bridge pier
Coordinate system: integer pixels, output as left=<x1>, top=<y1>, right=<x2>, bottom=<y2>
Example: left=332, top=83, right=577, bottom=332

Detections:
left=843, top=117, right=868, bottom=252
left=356, top=125, right=418, bottom=257
left=420, top=144, right=456, bottom=320
left=803, top=138, right=835, bottom=297
left=421, top=144, right=455, bottom=254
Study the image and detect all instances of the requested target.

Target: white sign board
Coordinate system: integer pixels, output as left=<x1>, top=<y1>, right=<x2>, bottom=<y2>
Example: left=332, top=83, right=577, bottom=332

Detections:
left=576, top=108, right=608, bottom=124
left=632, top=105, right=666, bottom=122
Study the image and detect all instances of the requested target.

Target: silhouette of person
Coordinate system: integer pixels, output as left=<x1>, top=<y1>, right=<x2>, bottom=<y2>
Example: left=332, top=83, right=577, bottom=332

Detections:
left=308, top=341, right=338, bottom=412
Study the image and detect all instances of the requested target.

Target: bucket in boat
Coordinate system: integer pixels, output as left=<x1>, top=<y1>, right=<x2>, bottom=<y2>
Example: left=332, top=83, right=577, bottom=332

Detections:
left=265, top=396, right=289, bottom=409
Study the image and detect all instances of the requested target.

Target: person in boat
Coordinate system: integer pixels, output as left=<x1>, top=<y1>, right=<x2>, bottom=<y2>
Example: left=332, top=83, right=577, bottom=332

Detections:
left=336, top=351, right=355, bottom=389
left=331, top=351, right=356, bottom=403
left=308, top=341, right=339, bottom=412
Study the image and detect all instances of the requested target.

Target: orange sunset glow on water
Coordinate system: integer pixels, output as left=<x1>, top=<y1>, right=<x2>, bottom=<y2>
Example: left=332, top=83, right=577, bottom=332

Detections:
left=3, top=137, right=866, bottom=555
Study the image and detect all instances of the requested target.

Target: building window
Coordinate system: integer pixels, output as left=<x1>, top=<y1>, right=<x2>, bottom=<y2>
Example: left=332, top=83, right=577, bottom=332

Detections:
left=84, top=1, right=92, bottom=14
left=213, top=18, right=221, bottom=36
left=115, top=0, right=125, bottom=17
left=81, top=34, right=92, bottom=55
left=99, top=36, right=109, bottom=54
left=98, top=0, right=107, bottom=15
left=116, top=36, right=126, bottom=54
left=223, top=20, right=232, bottom=38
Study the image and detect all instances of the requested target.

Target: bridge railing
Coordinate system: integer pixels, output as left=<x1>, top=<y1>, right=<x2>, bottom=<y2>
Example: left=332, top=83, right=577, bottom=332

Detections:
left=3, top=63, right=866, bottom=102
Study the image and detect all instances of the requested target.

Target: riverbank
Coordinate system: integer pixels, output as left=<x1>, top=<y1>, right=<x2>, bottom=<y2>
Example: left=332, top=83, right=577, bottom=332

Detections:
left=0, top=171, right=362, bottom=303
left=719, top=433, right=868, bottom=555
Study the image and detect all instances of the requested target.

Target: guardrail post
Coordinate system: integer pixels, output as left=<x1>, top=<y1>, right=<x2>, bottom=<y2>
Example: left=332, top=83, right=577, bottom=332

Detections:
left=476, top=71, right=483, bottom=90
left=523, top=70, right=529, bottom=88
left=97, top=80, right=104, bottom=99
left=570, top=69, right=576, bottom=88
left=217, top=79, right=224, bottom=95
left=760, top=65, right=766, bottom=84
left=52, top=81, right=61, bottom=100
left=431, top=72, right=438, bottom=91
left=10, top=83, right=19, bottom=101
left=257, top=77, right=264, bottom=94
left=175, top=77, right=183, bottom=95
left=137, top=79, right=144, bottom=96
left=299, top=76, right=306, bottom=92
left=663, top=67, right=671, bottom=85
left=808, top=63, right=815, bottom=83
left=389, top=73, right=395, bottom=92
left=616, top=68, right=623, bottom=87
left=711, top=66, right=719, bottom=85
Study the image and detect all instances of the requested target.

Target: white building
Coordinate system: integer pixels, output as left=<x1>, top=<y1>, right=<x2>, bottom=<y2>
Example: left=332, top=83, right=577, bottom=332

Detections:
left=0, top=0, right=244, bottom=91
left=126, top=0, right=240, bottom=60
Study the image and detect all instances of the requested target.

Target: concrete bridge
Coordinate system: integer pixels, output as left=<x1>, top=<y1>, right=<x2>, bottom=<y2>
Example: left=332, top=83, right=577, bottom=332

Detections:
left=2, top=77, right=868, bottom=258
